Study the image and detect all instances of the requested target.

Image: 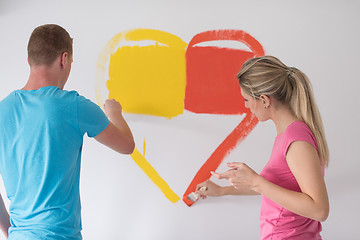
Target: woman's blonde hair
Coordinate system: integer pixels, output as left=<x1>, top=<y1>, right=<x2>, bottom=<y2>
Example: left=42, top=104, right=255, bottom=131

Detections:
left=237, top=56, right=329, bottom=167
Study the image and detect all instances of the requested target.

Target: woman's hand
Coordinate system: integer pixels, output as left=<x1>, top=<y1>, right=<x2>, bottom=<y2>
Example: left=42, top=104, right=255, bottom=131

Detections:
left=196, top=180, right=223, bottom=199
left=211, top=162, right=260, bottom=191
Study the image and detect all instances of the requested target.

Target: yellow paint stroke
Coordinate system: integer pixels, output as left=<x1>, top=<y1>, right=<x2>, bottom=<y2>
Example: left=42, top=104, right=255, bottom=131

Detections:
left=131, top=147, right=180, bottom=203
left=143, top=138, right=146, bottom=157
left=96, top=31, right=125, bottom=105
left=95, top=29, right=185, bottom=203
left=107, top=29, right=187, bottom=118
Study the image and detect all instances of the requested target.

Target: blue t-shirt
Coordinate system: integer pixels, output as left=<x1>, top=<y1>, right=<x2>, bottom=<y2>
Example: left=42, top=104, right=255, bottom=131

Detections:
left=0, top=86, right=109, bottom=239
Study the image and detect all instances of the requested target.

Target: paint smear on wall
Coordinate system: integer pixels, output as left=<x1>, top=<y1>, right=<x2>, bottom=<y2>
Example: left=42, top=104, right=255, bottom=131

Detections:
left=96, top=29, right=185, bottom=203
left=96, top=29, right=264, bottom=205
left=132, top=145, right=180, bottom=203
left=183, top=30, right=264, bottom=206
left=107, top=29, right=187, bottom=118
left=185, top=30, right=263, bottom=114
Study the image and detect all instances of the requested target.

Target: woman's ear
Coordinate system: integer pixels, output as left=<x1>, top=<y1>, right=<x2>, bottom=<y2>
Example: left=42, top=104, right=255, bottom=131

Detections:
left=260, top=95, right=271, bottom=108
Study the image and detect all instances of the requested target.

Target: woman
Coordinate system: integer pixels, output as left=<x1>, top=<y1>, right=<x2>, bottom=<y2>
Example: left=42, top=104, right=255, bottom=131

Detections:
left=196, top=56, right=329, bottom=239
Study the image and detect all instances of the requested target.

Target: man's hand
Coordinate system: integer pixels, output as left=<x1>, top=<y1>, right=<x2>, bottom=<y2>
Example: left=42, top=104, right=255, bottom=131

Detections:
left=95, top=99, right=135, bottom=154
left=104, top=99, right=123, bottom=121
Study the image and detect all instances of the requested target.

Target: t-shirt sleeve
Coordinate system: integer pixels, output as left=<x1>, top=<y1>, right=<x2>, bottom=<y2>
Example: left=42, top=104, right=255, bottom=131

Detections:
left=283, top=122, right=318, bottom=157
left=76, top=95, right=110, bottom=138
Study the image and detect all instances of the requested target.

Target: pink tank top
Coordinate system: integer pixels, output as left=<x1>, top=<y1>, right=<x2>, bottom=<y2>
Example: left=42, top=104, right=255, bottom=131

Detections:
left=260, top=121, right=323, bottom=239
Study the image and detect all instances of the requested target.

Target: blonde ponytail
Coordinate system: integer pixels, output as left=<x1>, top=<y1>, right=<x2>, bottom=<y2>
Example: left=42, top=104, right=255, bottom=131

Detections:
left=289, top=68, right=329, bottom=167
left=237, top=56, right=329, bottom=167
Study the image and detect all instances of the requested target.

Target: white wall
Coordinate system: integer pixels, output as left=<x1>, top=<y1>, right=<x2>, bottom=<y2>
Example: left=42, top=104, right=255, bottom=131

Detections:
left=0, top=0, right=359, bottom=239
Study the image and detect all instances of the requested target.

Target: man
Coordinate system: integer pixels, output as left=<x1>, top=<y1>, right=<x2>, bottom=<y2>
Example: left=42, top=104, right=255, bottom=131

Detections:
left=0, top=24, right=135, bottom=239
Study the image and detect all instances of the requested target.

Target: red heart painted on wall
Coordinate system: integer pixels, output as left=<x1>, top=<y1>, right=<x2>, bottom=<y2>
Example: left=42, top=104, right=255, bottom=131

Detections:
left=95, top=29, right=264, bottom=206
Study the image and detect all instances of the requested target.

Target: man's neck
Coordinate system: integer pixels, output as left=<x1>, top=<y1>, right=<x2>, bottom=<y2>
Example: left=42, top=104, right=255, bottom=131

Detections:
left=23, top=66, right=63, bottom=90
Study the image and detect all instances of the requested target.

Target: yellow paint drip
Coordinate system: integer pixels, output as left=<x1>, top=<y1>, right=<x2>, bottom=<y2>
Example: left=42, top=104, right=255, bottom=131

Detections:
left=143, top=138, right=146, bottom=157
left=131, top=147, right=180, bottom=203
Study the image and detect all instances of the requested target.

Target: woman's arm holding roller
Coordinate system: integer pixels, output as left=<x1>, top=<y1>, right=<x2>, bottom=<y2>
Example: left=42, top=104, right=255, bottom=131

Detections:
left=196, top=179, right=259, bottom=198
left=213, top=141, right=329, bottom=222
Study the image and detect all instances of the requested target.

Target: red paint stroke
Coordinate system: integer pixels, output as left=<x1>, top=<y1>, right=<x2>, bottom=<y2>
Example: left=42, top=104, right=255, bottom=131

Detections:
left=183, top=114, right=258, bottom=206
left=185, top=46, right=253, bottom=114
left=183, top=30, right=264, bottom=206
left=185, top=29, right=264, bottom=114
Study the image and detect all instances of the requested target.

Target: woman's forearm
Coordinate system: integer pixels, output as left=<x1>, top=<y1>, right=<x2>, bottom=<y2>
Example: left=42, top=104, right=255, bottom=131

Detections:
left=221, top=186, right=259, bottom=196
left=212, top=161, right=329, bottom=222
left=197, top=180, right=259, bottom=198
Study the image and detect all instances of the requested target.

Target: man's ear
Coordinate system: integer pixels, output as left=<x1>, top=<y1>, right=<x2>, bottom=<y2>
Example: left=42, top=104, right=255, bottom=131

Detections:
left=60, top=52, right=68, bottom=68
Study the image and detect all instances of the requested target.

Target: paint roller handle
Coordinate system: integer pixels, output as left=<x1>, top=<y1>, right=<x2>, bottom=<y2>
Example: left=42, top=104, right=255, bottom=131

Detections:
left=94, top=99, right=135, bottom=154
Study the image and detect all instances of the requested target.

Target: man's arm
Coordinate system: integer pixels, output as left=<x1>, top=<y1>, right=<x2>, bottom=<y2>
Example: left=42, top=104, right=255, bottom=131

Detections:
left=0, top=193, right=10, bottom=238
left=94, top=99, right=135, bottom=154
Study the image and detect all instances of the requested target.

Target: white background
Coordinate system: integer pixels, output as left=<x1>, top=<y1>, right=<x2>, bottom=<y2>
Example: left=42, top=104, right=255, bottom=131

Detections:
left=0, top=0, right=359, bottom=239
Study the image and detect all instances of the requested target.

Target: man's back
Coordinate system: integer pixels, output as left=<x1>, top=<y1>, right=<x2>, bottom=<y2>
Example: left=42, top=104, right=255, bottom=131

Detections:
left=0, top=86, right=109, bottom=239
